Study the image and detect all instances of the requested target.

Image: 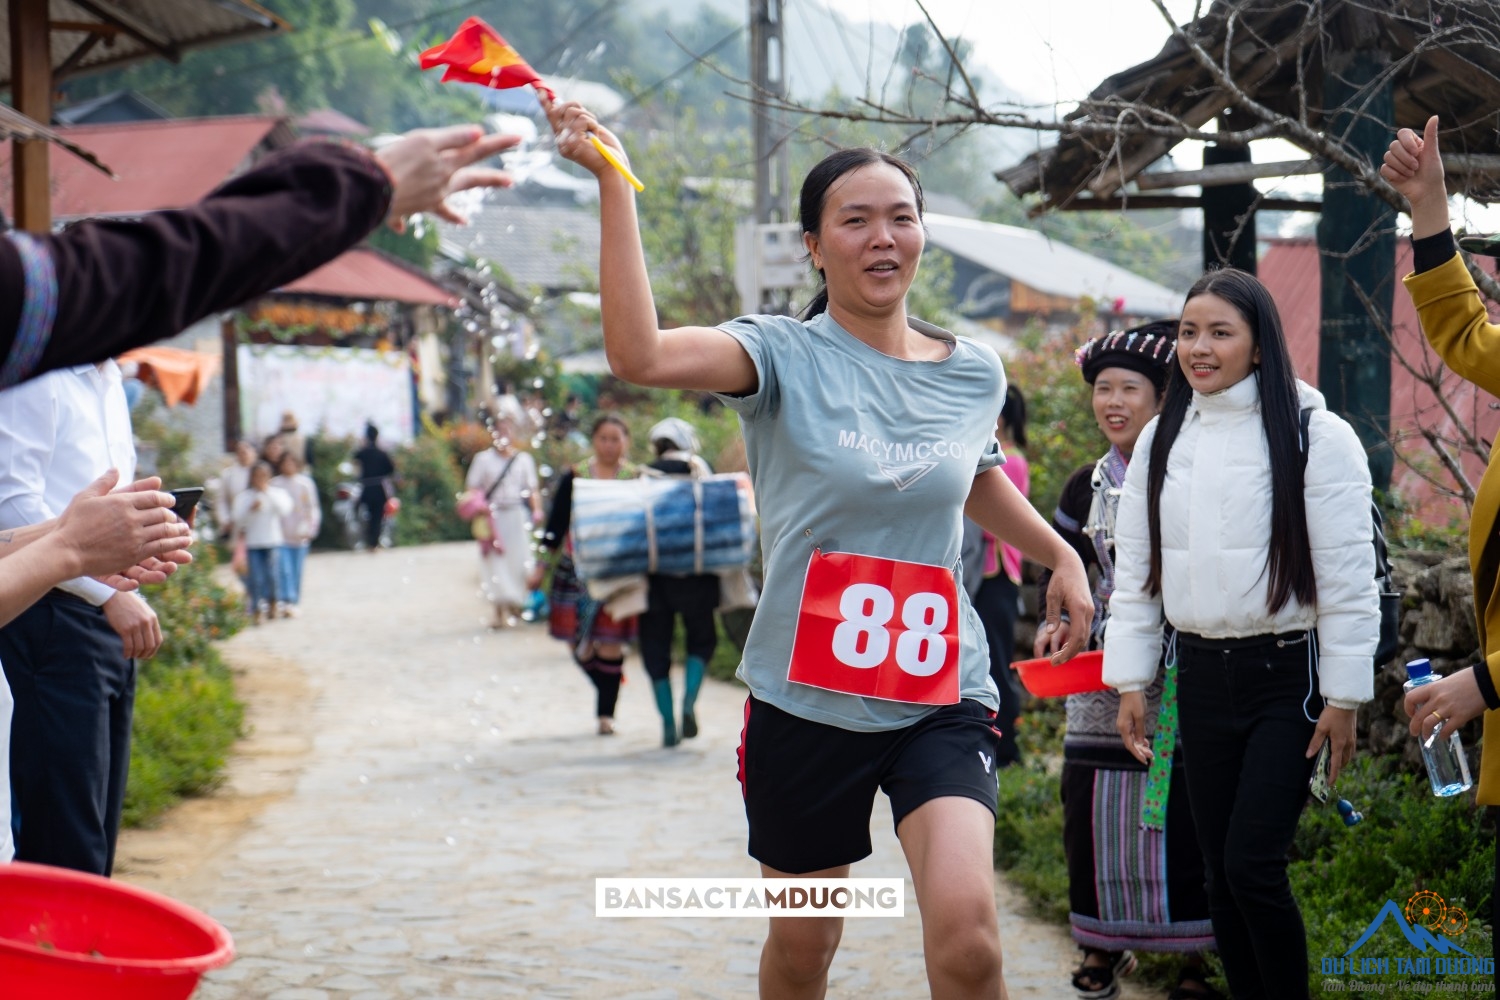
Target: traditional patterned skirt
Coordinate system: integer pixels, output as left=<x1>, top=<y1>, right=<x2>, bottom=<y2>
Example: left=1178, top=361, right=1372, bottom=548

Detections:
left=548, top=554, right=637, bottom=653
left=1062, top=685, right=1215, bottom=954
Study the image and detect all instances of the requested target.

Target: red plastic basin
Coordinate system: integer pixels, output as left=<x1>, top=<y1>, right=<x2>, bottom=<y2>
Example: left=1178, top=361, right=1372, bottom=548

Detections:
left=1014, top=649, right=1108, bottom=697
left=0, top=861, right=234, bottom=1000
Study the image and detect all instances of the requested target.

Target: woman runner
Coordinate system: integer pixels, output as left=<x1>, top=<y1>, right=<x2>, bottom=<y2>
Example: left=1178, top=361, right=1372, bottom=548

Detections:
left=549, top=99, right=1094, bottom=999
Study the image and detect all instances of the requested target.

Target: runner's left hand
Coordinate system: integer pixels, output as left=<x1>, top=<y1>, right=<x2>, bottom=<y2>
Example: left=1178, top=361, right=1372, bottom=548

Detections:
left=1307, top=706, right=1357, bottom=785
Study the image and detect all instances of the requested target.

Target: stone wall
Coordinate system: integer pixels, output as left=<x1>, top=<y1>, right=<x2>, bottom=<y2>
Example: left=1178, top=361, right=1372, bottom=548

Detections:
left=1367, top=551, right=1484, bottom=775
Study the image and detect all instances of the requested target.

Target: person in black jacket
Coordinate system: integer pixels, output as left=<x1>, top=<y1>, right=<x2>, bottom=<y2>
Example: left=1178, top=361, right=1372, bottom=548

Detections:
left=0, top=125, right=519, bottom=389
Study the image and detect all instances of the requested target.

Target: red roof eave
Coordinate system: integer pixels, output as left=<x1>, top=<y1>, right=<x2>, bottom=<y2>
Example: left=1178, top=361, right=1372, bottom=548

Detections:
left=275, top=247, right=457, bottom=307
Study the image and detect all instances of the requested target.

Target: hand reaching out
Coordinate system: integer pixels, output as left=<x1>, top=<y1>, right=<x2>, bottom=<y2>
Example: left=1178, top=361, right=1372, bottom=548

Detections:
left=375, top=125, right=522, bottom=229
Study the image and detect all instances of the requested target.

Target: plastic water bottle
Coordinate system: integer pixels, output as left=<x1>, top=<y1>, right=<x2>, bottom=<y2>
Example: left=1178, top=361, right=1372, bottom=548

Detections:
left=1404, top=659, right=1474, bottom=797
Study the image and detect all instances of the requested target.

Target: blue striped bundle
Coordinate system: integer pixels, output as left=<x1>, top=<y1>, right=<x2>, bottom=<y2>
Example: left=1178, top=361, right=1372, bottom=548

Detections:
left=571, top=474, right=756, bottom=581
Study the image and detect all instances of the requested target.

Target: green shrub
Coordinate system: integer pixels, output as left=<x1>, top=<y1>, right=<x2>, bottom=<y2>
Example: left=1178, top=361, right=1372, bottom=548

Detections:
left=992, top=710, right=1494, bottom=993
left=308, top=434, right=356, bottom=550
left=394, top=433, right=469, bottom=545
left=1002, top=317, right=1108, bottom=524
left=126, top=548, right=246, bottom=827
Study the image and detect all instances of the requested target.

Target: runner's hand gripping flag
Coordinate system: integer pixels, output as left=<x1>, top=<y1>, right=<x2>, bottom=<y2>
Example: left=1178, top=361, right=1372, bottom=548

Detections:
left=419, top=18, right=644, bottom=192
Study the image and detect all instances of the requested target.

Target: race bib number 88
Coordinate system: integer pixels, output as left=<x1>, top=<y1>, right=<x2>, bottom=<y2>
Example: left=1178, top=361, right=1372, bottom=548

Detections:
left=788, top=549, right=960, bottom=705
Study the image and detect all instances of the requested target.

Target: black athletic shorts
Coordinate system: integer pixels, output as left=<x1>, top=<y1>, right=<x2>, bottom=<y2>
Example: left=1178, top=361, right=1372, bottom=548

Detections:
left=735, top=694, right=1004, bottom=875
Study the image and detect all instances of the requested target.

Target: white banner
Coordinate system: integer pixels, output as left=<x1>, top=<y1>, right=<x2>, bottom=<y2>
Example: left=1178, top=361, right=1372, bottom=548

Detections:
left=595, top=878, right=905, bottom=918
left=237, top=344, right=414, bottom=446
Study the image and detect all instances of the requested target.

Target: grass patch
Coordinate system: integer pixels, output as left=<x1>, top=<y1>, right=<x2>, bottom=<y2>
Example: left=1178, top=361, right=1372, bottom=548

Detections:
left=124, top=549, right=246, bottom=828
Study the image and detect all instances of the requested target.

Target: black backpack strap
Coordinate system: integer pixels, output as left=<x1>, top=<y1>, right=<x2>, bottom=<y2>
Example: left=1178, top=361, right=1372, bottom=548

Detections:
left=1298, top=406, right=1313, bottom=462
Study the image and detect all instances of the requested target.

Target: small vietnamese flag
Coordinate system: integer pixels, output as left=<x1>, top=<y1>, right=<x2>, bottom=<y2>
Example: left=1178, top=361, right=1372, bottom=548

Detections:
left=418, top=17, right=556, bottom=101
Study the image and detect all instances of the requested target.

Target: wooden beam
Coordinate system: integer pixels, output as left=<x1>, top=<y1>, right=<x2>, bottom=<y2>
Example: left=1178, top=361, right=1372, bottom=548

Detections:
left=1050, top=194, right=1322, bottom=213
left=10, top=0, right=52, bottom=234
left=1136, top=154, right=1500, bottom=192
left=69, top=0, right=178, bottom=62
left=50, top=20, right=124, bottom=36
left=54, top=34, right=105, bottom=81
left=1137, top=158, right=1321, bottom=190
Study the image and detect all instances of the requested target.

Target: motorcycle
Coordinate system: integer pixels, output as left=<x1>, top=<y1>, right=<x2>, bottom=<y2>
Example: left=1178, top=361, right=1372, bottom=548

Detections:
left=332, top=460, right=397, bottom=550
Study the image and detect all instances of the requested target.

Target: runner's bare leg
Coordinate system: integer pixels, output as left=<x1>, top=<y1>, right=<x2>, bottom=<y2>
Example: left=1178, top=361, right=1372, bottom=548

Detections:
left=758, top=863, right=848, bottom=1000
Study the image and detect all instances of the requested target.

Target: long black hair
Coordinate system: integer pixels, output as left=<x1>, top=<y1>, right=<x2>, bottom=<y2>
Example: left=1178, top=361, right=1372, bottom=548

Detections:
left=1144, top=268, right=1315, bottom=614
left=1000, top=384, right=1028, bottom=448
left=796, top=148, right=924, bottom=320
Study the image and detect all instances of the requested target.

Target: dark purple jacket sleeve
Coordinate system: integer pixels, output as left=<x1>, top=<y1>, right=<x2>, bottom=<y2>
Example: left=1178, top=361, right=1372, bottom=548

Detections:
left=0, top=140, right=392, bottom=384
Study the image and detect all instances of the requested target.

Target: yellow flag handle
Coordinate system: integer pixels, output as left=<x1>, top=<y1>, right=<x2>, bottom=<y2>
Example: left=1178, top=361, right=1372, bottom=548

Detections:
left=588, top=133, right=644, bottom=192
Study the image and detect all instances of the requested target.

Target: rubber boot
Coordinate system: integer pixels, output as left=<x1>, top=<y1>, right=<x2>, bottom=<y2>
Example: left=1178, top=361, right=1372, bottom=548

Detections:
left=681, top=656, right=706, bottom=739
left=652, top=679, right=679, bottom=747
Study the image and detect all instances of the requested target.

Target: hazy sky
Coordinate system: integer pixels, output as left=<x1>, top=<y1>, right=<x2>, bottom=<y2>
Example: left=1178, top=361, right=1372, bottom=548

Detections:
left=819, top=0, right=1202, bottom=111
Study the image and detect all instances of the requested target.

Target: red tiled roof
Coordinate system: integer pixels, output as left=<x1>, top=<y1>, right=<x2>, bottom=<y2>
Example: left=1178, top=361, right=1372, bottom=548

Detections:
left=0, top=116, right=284, bottom=219
left=278, top=247, right=457, bottom=307
left=1261, top=238, right=1500, bottom=519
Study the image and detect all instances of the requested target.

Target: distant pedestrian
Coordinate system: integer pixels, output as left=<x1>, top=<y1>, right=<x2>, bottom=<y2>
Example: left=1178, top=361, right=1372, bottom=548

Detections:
left=964, top=385, right=1029, bottom=769
left=273, top=452, right=320, bottom=617
left=640, top=418, right=718, bottom=748
left=465, top=419, right=541, bottom=628
left=353, top=423, right=395, bottom=553
left=234, top=461, right=292, bottom=624
left=539, top=414, right=640, bottom=734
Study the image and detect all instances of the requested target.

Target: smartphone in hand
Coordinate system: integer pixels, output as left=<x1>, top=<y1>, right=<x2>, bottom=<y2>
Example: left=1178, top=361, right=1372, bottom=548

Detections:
left=1308, top=740, right=1333, bottom=804
left=168, top=487, right=205, bottom=526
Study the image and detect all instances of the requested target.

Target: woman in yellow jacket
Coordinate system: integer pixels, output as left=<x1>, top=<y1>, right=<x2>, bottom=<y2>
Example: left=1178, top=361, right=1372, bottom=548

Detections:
left=1382, top=115, right=1500, bottom=961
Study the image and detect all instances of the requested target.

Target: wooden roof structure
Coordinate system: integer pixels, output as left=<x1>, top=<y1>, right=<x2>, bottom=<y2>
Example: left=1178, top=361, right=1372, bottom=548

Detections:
left=0, top=0, right=286, bottom=87
left=6, top=0, right=287, bottom=232
left=996, top=0, right=1500, bottom=210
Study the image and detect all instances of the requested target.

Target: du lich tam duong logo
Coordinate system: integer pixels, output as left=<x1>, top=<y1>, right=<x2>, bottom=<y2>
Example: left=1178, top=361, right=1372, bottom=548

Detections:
left=1321, top=892, right=1493, bottom=979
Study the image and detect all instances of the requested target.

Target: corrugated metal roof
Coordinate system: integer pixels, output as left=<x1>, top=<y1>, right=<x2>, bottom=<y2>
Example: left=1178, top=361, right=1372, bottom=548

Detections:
left=0, top=115, right=285, bottom=218
left=924, top=213, right=1181, bottom=318
left=437, top=201, right=600, bottom=292
left=279, top=247, right=457, bottom=308
left=3, top=0, right=286, bottom=87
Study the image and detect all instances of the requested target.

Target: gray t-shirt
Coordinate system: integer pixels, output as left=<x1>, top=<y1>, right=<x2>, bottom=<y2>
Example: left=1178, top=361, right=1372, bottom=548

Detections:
left=715, top=310, right=1006, bottom=731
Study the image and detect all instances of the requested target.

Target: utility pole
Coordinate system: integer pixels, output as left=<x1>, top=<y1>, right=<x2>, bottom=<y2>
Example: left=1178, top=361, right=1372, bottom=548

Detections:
left=745, top=0, right=795, bottom=315
left=751, top=0, right=790, bottom=227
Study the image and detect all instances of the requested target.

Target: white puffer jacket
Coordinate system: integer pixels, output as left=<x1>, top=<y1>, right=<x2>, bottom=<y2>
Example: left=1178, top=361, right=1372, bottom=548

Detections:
left=1102, top=375, right=1377, bottom=709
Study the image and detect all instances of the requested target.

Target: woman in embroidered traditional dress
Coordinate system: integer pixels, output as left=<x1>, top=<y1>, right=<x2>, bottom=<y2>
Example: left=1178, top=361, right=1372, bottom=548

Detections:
left=1037, top=323, right=1219, bottom=1000
left=539, top=414, right=640, bottom=735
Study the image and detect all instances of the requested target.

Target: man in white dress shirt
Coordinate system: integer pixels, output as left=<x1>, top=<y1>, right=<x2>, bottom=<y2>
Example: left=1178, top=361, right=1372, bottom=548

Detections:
left=0, top=361, right=164, bottom=874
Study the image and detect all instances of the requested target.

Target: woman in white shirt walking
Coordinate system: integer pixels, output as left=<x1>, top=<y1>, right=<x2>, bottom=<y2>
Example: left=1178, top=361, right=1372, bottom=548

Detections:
left=1104, top=268, right=1377, bottom=999
left=233, top=461, right=293, bottom=624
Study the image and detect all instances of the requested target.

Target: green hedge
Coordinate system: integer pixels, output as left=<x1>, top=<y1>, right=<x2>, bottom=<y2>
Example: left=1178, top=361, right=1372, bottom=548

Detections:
left=994, top=708, right=1495, bottom=993
left=125, top=548, right=246, bottom=827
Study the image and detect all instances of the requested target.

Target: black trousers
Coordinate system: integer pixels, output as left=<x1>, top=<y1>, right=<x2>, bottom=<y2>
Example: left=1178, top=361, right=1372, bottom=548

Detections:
left=0, top=593, right=136, bottom=875
left=639, top=574, right=720, bottom=682
left=359, top=483, right=387, bottom=550
left=971, top=573, right=1022, bottom=765
left=1176, top=632, right=1322, bottom=1000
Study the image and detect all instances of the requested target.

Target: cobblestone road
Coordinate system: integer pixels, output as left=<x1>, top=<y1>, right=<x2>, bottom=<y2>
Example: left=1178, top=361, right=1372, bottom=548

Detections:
left=117, top=542, right=1155, bottom=999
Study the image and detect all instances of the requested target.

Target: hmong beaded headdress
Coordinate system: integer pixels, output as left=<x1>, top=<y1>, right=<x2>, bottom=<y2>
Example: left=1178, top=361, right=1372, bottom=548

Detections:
left=1073, top=319, right=1179, bottom=392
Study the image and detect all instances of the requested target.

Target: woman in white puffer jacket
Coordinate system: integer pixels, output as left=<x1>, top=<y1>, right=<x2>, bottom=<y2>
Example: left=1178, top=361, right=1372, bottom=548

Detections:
left=1103, top=267, right=1377, bottom=1000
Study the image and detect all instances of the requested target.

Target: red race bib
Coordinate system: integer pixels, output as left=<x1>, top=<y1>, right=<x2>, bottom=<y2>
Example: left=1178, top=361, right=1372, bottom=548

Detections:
left=787, top=549, right=961, bottom=705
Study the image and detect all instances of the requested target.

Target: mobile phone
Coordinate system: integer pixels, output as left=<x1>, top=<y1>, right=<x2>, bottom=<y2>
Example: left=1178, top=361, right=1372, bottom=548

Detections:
left=168, top=487, right=205, bottom=524
left=1309, top=740, right=1332, bottom=804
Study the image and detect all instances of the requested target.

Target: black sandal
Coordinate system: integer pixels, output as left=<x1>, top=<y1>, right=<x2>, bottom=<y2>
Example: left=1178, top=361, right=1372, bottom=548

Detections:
left=1071, top=949, right=1136, bottom=999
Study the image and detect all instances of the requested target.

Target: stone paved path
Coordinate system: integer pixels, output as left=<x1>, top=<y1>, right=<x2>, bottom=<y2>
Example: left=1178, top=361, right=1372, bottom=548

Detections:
left=117, top=542, right=1156, bottom=999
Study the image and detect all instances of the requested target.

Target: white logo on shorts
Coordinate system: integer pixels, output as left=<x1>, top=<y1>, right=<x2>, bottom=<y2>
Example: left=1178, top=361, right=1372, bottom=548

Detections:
left=977, top=750, right=992, bottom=774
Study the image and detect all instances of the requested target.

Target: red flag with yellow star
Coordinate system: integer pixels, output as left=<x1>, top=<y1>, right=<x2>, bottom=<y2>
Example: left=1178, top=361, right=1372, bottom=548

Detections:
left=418, top=18, right=555, bottom=100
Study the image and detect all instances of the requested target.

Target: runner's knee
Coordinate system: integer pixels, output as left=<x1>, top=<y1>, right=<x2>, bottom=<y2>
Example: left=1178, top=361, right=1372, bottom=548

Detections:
left=764, top=917, right=842, bottom=982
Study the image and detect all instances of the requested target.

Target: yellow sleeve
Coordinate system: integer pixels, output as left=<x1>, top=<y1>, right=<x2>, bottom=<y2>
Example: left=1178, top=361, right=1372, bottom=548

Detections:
left=1403, top=254, right=1500, bottom=397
